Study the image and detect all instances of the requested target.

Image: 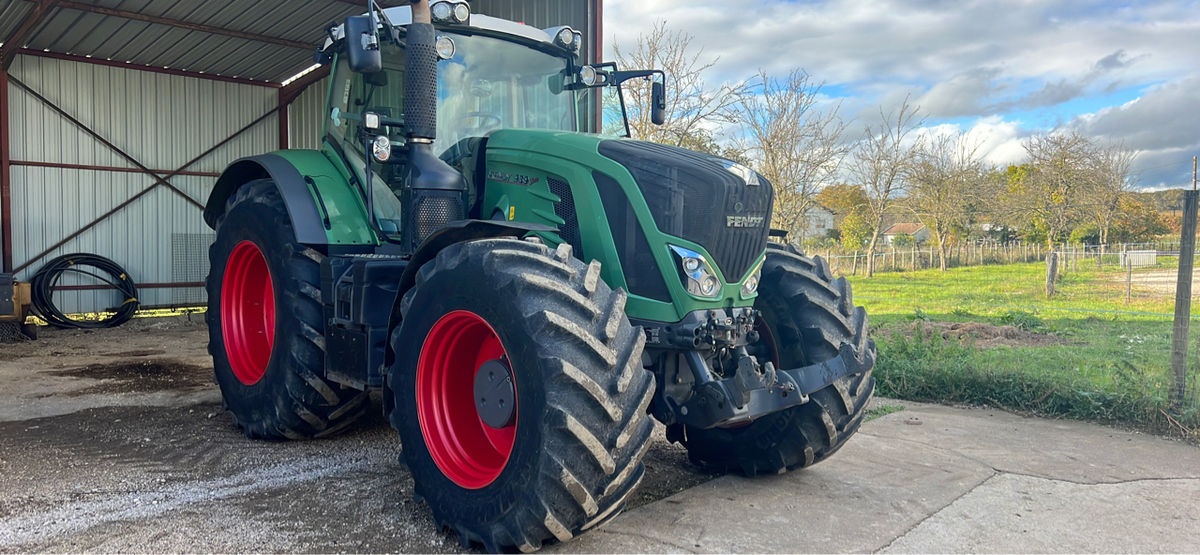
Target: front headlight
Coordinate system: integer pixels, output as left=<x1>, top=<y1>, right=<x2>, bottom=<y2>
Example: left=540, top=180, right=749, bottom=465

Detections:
left=434, top=35, right=456, bottom=60
left=577, top=65, right=598, bottom=86
left=740, top=258, right=764, bottom=298
left=670, top=245, right=721, bottom=298
left=371, top=135, right=391, bottom=163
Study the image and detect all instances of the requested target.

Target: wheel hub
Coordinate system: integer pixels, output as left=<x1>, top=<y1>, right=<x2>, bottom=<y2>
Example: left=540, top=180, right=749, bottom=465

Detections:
left=221, top=240, right=275, bottom=385
left=474, top=358, right=515, bottom=428
left=417, top=310, right=517, bottom=489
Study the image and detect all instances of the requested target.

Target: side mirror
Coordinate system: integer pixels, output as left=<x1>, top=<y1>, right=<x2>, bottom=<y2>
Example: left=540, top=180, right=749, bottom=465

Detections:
left=344, top=15, right=382, bottom=74
left=651, top=80, right=666, bottom=125
left=547, top=72, right=564, bottom=95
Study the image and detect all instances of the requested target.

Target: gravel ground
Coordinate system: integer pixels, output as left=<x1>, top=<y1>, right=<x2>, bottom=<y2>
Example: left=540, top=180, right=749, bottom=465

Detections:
left=0, top=315, right=721, bottom=553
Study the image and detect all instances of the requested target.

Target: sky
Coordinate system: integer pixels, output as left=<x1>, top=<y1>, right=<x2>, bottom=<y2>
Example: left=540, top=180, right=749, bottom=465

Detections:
left=601, top=0, right=1200, bottom=190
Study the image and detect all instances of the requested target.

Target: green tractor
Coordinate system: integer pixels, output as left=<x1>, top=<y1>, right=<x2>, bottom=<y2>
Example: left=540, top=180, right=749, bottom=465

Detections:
left=204, top=0, right=875, bottom=551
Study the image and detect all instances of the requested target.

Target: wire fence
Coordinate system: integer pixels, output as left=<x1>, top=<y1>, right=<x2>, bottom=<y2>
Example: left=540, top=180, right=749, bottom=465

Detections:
left=813, top=241, right=1194, bottom=281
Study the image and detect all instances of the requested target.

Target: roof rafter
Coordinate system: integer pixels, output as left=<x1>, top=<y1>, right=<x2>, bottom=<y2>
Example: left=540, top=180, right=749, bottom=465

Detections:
left=1, top=0, right=57, bottom=70
left=55, top=0, right=313, bottom=51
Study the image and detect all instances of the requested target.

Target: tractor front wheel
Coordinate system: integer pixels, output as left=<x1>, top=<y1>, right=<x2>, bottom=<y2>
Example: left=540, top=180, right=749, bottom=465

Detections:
left=207, top=179, right=367, bottom=439
left=678, top=244, right=876, bottom=475
left=390, top=239, right=654, bottom=552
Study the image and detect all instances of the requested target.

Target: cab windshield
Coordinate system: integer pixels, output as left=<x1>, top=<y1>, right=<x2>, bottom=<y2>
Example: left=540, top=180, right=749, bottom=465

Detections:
left=328, top=31, right=588, bottom=156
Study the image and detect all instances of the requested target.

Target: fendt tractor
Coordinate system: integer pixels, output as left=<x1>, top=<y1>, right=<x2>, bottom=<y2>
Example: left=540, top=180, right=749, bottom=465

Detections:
left=204, top=0, right=876, bottom=551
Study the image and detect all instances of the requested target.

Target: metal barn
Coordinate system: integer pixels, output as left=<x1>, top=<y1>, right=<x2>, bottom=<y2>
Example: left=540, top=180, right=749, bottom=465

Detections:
left=0, top=0, right=599, bottom=314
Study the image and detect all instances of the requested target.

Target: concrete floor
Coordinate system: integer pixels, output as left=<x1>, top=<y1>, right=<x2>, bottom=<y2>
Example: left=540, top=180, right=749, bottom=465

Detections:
left=551, top=402, right=1200, bottom=553
left=3, top=320, right=1198, bottom=553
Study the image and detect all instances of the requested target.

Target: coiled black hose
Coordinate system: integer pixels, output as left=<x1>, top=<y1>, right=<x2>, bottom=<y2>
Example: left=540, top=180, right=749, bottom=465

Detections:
left=30, top=253, right=139, bottom=329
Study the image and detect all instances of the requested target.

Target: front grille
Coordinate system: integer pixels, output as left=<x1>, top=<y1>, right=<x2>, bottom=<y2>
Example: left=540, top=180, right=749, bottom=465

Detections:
left=598, top=140, right=772, bottom=281
left=596, top=172, right=672, bottom=302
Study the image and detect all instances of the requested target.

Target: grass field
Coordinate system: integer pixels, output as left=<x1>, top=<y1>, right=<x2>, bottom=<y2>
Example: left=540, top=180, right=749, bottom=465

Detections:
left=845, top=259, right=1200, bottom=437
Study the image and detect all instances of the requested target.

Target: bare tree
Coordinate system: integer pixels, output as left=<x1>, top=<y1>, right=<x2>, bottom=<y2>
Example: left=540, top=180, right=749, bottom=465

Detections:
left=613, top=21, right=749, bottom=147
left=1088, top=142, right=1136, bottom=265
left=906, top=131, right=987, bottom=271
left=846, top=98, right=923, bottom=276
left=733, top=69, right=848, bottom=241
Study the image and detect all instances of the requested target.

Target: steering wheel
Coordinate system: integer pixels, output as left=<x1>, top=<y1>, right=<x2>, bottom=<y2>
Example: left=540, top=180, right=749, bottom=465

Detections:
left=460, top=111, right=502, bottom=131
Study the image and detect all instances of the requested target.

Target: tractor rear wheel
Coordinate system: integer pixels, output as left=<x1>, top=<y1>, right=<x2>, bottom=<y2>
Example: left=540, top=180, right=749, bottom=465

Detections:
left=207, top=179, right=367, bottom=439
left=679, top=244, right=875, bottom=475
left=390, top=239, right=654, bottom=552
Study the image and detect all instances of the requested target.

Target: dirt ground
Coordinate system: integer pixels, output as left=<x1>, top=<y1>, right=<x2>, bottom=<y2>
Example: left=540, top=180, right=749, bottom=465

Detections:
left=884, top=320, right=1064, bottom=349
left=1116, top=268, right=1200, bottom=298
left=0, top=315, right=720, bottom=553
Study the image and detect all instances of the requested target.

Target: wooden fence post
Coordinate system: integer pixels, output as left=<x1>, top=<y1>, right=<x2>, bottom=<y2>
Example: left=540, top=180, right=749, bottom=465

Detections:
left=1125, top=260, right=1132, bottom=305
left=1046, top=251, right=1058, bottom=297
left=1169, top=188, right=1198, bottom=411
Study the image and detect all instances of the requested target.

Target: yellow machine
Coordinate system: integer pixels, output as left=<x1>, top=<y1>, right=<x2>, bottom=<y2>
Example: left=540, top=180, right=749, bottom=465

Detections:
left=0, top=274, right=35, bottom=339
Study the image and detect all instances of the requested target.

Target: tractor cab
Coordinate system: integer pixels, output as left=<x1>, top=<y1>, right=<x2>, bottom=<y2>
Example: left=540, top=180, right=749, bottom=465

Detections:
left=319, top=2, right=664, bottom=248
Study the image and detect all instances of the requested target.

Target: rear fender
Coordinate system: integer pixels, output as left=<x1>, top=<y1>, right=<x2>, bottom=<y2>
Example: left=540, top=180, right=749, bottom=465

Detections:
left=204, top=151, right=376, bottom=245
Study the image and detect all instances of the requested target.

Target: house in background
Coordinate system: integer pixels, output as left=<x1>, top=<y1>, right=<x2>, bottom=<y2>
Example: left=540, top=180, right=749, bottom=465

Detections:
left=881, top=223, right=931, bottom=245
left=797, top=203, right=837, bottom=240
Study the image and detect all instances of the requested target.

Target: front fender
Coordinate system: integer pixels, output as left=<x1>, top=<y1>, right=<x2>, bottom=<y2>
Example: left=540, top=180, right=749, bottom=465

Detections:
left=388, top=220, right=556, bottom=329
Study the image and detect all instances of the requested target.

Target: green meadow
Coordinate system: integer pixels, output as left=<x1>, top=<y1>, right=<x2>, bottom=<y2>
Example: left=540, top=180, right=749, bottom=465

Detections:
left=846, top=259, right=1200, bottom=436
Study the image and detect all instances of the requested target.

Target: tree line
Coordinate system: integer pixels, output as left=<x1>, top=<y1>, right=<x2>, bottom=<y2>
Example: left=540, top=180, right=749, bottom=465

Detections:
left=613, top=22, right=1171, bottom=277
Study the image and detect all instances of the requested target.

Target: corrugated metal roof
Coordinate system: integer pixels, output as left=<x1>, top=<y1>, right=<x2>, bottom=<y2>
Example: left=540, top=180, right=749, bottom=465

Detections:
left=2, top=1, right=599, bottom=84
left=0, top=0, right=393, bottom=84
left=0, top=1, right=33, bottom=48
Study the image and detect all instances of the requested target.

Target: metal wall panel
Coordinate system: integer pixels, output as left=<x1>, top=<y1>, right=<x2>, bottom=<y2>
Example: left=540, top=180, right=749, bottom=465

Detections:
left=7, top=55, right=278, bottom=311
left=289, top=75, right=329, bottom=151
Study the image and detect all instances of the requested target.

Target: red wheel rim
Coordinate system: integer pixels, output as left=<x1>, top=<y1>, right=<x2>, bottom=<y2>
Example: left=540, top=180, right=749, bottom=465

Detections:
left=221, top=240, right=275, bottom=385
left=417, top=310, right=516, bottom=489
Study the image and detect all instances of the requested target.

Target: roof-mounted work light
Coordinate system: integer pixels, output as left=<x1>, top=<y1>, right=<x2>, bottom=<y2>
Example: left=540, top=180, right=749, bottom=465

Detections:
left=430, top=1, right=470, bottom=24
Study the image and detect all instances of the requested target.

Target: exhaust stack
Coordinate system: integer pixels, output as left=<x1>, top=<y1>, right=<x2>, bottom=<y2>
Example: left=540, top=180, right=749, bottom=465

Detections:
left=400, top=0, right=468, bottom=252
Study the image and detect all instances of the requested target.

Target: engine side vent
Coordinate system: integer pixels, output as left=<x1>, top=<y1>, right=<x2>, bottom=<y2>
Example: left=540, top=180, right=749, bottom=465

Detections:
left=546, top=176, right=583, bottom=258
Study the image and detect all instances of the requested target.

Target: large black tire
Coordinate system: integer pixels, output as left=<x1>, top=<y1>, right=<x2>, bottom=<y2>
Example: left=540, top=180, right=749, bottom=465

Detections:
left=206, top=179, right=368, bottom=439
left=678, top=244, right=875, bottom=475
left=390, top=239, right=654, bottom=552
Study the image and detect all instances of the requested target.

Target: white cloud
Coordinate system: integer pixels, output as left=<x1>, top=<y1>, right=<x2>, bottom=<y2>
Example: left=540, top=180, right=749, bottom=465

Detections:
left=963, top=116, right=1026, bottom=168
left=603, top=0, right=1200, bottom=189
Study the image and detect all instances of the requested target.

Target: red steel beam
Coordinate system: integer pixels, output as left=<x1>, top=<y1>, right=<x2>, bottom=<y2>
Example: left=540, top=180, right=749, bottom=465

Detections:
left=1, top=68, right=11, bottom=272
left=54, top=0, right=313, bottom=51
left=278, top=99, right=289, bottom=149
left=592, top=0, right=603, bottom=65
